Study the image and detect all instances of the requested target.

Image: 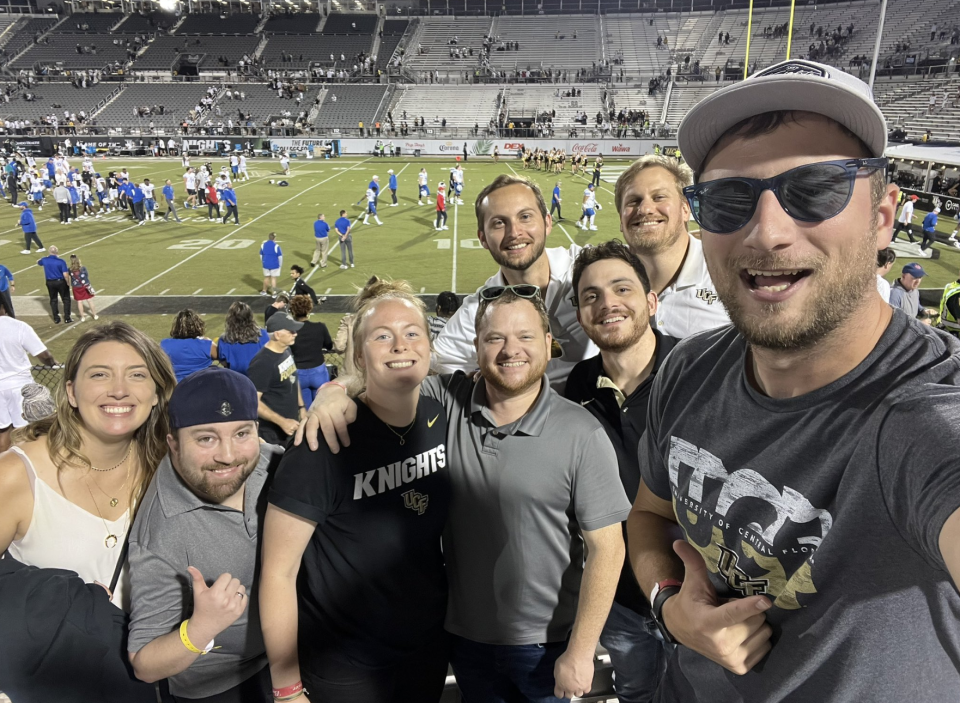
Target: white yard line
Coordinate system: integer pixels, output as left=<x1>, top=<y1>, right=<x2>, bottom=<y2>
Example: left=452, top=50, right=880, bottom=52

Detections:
left=555, top=222, right=577, bottom=246
left=126, top=159, right=371, bottom=295
left=226, top=287, right=236, bottom=295
left=193, top=288, right=203, bottom=295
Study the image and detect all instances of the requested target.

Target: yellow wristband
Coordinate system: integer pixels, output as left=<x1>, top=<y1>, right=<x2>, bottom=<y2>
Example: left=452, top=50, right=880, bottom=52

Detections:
left=179, top=619, right=218, bottom=655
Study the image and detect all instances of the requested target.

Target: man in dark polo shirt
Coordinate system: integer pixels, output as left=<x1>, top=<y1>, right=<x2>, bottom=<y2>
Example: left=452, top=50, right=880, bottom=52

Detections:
left=37, top=245, right=71, bottom=324
left=564, top=240, right=680, bottom=703
left=247, top=313, right=305, bottom=445
left=127, top=367, right=284, bottom=702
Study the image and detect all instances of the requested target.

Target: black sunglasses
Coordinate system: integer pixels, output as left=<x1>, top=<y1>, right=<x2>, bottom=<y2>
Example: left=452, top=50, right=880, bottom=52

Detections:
left=683, top=157, right=888, bottom=235
left=478, top=284, right=541, bottom=301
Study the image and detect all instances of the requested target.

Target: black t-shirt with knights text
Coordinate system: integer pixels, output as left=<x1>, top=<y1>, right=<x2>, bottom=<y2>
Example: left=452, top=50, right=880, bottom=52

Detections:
left=269, top=396, right=449, bottom=671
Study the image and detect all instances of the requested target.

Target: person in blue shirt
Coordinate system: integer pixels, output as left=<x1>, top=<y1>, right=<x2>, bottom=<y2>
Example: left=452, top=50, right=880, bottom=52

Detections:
left=260, top=232, right=283, bottom=297
left=921, top=207, right=940, bottom=251
left=388, top=169, right=399, bottom=206
left=159, top=308, right=216, bottom=382
left=221, top=184, right=239, bottom=224
left=119, top=177, right=134, bottom=214
left=334, top=209, right=354, bottom=269
left=0, top=262, right=15, bottom=318
left=550, top=181, right=563, bottom=220
left=67, top=183, right=81, bottom=222
left=45, top=158, right=55, bottom=181
left=161, top=179, right=181, bottom=223
left=311, top=213, right=331, bottom=268
left=130, top=182, right=146, bottom=224
left=216, top=301, right=270, bottom=375
left=18, top=202, right=44, bottom=255
left=37, top=245, right=72, bottom=324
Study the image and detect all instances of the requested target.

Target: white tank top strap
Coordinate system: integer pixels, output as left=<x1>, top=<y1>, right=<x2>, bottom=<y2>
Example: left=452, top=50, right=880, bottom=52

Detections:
left=7, top=446, right=37, bottom=496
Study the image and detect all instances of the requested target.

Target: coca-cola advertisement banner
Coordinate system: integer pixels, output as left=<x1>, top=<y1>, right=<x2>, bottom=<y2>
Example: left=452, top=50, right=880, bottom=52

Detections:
left=269, top=137, right=671, bottom=158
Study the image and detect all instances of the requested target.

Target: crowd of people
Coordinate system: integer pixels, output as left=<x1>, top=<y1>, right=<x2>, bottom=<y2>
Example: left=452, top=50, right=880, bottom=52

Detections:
left=1, top=59, right=960, bottom=703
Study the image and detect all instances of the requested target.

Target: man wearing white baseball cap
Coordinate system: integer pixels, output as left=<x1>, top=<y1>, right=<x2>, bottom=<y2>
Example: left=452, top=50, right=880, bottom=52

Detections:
left=628, top=59, right=960, bottom=702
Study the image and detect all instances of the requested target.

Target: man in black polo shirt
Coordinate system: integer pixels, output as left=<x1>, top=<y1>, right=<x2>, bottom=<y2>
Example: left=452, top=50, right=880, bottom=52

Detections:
left=564, top=240, right=680, bottom=703
left=247, top=313, right=306, bottom=446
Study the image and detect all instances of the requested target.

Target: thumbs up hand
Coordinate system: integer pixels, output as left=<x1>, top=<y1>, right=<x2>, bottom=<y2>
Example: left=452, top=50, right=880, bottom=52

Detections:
left=661, top=540, right=773, bottom=675
left=187, top=566, right=248, bottom=644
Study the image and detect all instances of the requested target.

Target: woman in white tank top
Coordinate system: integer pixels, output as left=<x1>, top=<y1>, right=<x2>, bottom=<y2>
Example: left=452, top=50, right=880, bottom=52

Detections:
left=0, top=321, right=176, bottom=612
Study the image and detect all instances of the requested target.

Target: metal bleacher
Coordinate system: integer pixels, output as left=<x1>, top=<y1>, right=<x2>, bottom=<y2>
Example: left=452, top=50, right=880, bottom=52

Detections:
left=11, top=34, right=129, bottom=70
left=403, top=17, right=490, bottom=73
left=487, top=16, right=599, bottom=71
left=503, top=83, right=604, bottom=132
left=604, top=14, right=676, bottom=77
left=0, top=82, right=116, bottom=124
left=54, top=12, right=123, bottom=34
left=94, top=83, right=213, bottom=129
left=314, top=84, right=389, bottom=132
left=176, top=12, right=260, bottom=35
left=388, top=84, right=500, bottom=131
left=263, top=12, right=322, bottom=33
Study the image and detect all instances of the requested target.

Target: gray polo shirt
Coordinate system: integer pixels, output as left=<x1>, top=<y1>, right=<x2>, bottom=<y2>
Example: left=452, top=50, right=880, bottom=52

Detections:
left=422, top=373, right=631, bottom=646
left=888, top=279, right=920, bottom=318
left=127, top=444, right=283, bottom=699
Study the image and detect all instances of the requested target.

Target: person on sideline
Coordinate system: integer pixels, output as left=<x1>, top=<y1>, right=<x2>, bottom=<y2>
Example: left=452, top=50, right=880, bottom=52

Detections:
left=37, top=245, right=71, bottom=324
left=68, top=254, right=98, bottom=322
left=334, top=210, right=354, bottom=269
left=310, top=214, right=331, bottom=269
left=19, top=201, right=44, bottom=254
left=260, top=233, right=283, bottom=298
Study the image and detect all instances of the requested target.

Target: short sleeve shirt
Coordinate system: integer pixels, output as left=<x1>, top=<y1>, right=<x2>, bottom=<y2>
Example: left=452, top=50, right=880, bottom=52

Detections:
left=314, top=220, right=330, bottom=239
left=334, top=217, right=351, bottom=237
left=269, top=398, right=449, bottom=670
left=641, top=312, right=960, bottom=701
left=0, top=317, right=46, bottom=391
left=652, top=234, right=730, bottom=339
left=247, top=346, right=299, bottom=425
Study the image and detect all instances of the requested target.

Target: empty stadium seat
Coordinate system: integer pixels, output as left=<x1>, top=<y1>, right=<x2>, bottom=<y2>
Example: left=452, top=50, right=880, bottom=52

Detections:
left=314, top=84, right=390, bottom=132
left=264, top=12, right=323, bottom=33
left=176, top=12, right=260, bottom=35
left=487, top=17, right=599, bottom=71
left=56, top=13, right=123, bottom=34
left=94, top=83, right=216, bottom=129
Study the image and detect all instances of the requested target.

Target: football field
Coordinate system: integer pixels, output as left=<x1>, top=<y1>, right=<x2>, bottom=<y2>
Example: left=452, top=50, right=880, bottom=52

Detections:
left=4, top=153, right=960, bottom=360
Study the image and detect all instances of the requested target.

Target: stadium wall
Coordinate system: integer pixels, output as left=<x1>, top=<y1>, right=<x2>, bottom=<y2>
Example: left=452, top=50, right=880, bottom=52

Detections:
left=268, top=137, right=677, bottom=157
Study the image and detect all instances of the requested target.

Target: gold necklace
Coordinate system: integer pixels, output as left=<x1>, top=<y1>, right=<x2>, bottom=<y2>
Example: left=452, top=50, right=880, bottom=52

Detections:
left=89, top=461, right=130, bottom=508
left=86, top=443, right=133, bottom=473
left=82, top=477, right=126, bottom=549
left=383, top=417, right=416, bottom=445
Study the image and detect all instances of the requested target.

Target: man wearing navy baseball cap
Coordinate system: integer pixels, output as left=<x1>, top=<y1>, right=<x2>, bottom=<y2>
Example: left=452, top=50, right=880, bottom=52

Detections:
left=888, top=261, right=926, bottom=317
left=127, top=367, right=284, bottom=702
left=628, top=59, right=960, bottom=702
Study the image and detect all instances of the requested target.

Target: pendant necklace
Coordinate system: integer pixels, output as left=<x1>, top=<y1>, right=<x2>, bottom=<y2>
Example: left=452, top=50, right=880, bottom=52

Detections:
left=83, top=475, right=128, bottom=549
left=383, top=417, right=416, bottom=445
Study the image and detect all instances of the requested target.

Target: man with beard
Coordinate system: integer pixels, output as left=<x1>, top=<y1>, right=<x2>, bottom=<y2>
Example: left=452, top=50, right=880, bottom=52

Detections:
left=434, top=174, right=598, bottom=390
left=301, top=288, right=630, bottom=702
left=564, top=240, right=680, bottom=703
left=128, top=367, right=284, bottom=702
left=628, top=60, right=960, bottom=702
left=614, top=154, right=729, bottom=338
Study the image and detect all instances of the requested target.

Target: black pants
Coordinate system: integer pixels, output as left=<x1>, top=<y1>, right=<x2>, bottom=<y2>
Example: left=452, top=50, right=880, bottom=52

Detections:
left=46, top=279, right=71, bottom=321
left=58, top=201, right=71, bottom=222
left=24, top=232, right=43, bottom=251
left=591, top=171, right=601, bottom=186
left=132, top=200, right=145, bottom=221
left=921, top=229, right=938, bottom=250
left=70, top=203, right=78, bottom=220
left=0, top=288, right=14, bottom=317
left=223, top=204, right=239, bottom=224
left=208, top=201, right=220, bottom=219
left=893, top=221, right=915, bottom=243
left=550, top=201, right=562, bottom=219
left=302, top=631, right=448, bottom=703
left=198, top=188, right=206, bottom=205
left=390, top=188, right=397, bottom=204
left=435, top=210, right=447, bottom=228
left=166, top=665, right=271, bottom=703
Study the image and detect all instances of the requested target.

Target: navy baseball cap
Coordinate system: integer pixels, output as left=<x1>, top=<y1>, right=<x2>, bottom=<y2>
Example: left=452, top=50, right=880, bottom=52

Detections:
left=902, top=263, right=926, bottom=278
left=169, top=367, right=258, bottom=430
left=266, top=313, right=303, bottom=334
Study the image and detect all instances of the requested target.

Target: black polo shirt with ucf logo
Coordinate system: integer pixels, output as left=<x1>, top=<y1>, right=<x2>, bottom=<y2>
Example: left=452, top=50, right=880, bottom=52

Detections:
left=268, top=396, right=449, bottom=670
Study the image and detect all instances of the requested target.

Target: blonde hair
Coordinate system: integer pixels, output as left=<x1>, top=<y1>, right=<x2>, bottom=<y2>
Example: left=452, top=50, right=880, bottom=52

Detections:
left=19, top=321, right=176, bottom=513
left=614, top=154, right=694, bottom=214
left=69, top=254, right=82, bottom=272
left=350, top=278, right=430, bottom=381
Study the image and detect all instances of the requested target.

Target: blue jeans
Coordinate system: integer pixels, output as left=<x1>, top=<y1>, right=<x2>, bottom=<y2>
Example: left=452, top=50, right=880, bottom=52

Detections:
left=449, top=634, right=570, bottom=703
left=298, top=364, right=330, bottom=407
left=599, top=602, right=670, bottom=703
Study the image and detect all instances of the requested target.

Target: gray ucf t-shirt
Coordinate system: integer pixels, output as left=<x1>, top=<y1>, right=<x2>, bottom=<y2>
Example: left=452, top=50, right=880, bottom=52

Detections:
left=640, top=311, right=960, bottom=702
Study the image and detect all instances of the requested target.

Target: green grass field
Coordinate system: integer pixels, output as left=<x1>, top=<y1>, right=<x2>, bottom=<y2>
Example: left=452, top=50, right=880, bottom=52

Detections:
left=4, top=154, right=959, bottom=360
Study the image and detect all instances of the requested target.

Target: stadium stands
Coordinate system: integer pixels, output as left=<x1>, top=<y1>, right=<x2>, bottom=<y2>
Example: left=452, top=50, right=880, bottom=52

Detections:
left=3, top=17, right=60, bottom=58
left=503, top=83, right=604, bottom=132
left=664, top=84, right=720, bottom=130
left=11, top=34, right=130, bottom=71
left=55, top=12, right=123, bottom=34
left=0, top=82, right=116, bottom=125
left=94, top=83, right=214, bottom=129
left=314, top=84, right=390, bottom=132
left=603, top=14, right=675, bottom=77
left=379, top=19, right=410, bottom=63
left=608, top=83, right=666, bottom=133
left=135, top=34, right=261, bottom=70
left=321, top=13, right=378, bottom=35
left=217, top=83, right=321, bottom=126
left=260, top=34, right=373, bottom=69
left=486, top=16, right=599, bottom=71
left=388, top=84, right=500, bottom=131
left=264, top=12, right=323, bottom=33
left=176, top=12, right=260, bottom=35
left=115, top=11, right=178, bottom=34
left=402, top=17, right=490, bottom=73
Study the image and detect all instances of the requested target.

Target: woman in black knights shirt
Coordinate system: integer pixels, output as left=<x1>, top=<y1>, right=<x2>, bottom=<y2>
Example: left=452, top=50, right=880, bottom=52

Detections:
left=260, top=280, right=450, bottom=703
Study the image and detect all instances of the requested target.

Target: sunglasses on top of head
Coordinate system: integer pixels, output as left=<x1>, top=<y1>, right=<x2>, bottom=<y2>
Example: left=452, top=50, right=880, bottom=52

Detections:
left=478, top=284, right=541, bottom=301
left=683, top=157, right=888, bottom=235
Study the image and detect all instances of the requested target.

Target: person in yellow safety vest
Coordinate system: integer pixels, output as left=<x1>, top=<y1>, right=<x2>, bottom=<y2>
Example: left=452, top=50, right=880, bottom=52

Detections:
left=938, top=272, right=960, bottom=337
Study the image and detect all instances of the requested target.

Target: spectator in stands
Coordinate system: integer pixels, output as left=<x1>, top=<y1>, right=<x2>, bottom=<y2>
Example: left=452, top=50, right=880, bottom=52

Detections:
left=217, top=301, right=269, bottom=376
left=127, top=367, right=282, bottom=700
left=287, top=294, right=332, bottom=407
left=161, top=309, right=216, bottom=383
left=429, top=290, right=460, bottom=339
left=876, top=248, right=896, bottom=304
left=0, top=297, right=55, bottom=452
left=247, top=312, right=305, bottom=445
left=0, top=322, right=173, bottom=702
left=888, top=262, right=925, bottom=317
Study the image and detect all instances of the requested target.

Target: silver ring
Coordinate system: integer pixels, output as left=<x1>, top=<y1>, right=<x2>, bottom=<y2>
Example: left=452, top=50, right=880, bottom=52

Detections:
left=236, top=591, right=245, bottom=597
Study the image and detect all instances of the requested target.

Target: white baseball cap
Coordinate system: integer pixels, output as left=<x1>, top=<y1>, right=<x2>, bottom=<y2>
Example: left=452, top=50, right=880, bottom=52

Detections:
left=679, top=59, right=887, bottom=173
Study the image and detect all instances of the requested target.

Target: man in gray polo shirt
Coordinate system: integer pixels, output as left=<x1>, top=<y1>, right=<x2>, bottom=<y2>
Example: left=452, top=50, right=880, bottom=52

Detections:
left=127, top=367, right=284, bottom=702
left=302, top=287, right=630, bottom=701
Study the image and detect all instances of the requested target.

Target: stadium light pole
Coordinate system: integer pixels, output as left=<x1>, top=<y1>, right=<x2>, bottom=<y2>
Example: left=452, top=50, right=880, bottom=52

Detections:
left=743, top=0, right=754, bottom=79
left=785, top=0, right=796, bottom=59
left=868, top=0, right=889, bottom=91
